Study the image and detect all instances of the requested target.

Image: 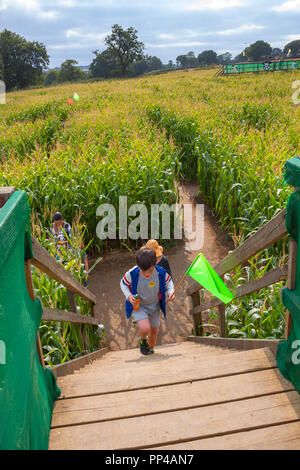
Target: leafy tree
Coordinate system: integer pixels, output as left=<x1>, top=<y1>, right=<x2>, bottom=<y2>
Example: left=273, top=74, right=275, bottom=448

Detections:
left=186, top=51, right=198, bottom=67
left=234, top=52, right=247, bottom=63
left=176, top=52, right=197, bottom=68
left=0, top=55, right=4, bottom=82
left=198, top=50, right=218, bottom=65
left=89, top=49, right=119, bottom=78
left=271, top=48, right=282, bottom=58
left=245, top=40, right=272, bottom=61
left=217, top=52, right=232, bottom=65
left=104, top=24, right=144, bottom=77
left=284, top=40, right=300, bottom=58
left=131, top=59, right=148, bottom=76
left=176, top=54, right=189, bottom=68
left=130, top=55, right=163, bottom=77
left=44, top=70, right=59, bottom=86
left=167, top=60, right=175, bottom=69
left=0, top=29, right=49, bottom=90
left=58, top=59, right=86, bottom=83
left=146, top=55, right=163, bottom=71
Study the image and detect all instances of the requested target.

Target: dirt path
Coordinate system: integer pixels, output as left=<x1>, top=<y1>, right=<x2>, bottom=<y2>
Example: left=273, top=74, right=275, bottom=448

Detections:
left=89, top=182, right=234, bottom=351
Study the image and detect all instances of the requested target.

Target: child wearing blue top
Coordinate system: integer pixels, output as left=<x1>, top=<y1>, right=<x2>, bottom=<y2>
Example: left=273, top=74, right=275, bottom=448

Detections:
left=120, top=247, right=175, bottom=355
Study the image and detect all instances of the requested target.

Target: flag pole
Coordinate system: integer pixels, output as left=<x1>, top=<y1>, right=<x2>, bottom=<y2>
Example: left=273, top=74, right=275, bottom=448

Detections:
left=166, top=271, right=189, bottom=304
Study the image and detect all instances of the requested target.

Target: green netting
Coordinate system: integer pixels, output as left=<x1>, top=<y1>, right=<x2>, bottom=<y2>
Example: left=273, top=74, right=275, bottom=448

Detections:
left=0, top=191, right=61, bottom=450
left=277, top=157, right=300, bottom=394
left=224, top=60, right=300, bottom=74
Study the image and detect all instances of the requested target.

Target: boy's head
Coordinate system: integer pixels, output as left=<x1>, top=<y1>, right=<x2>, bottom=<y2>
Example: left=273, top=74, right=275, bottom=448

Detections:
left=136, top=247, right=156, bottom=279
left=52, top=212, right=64, bottom=228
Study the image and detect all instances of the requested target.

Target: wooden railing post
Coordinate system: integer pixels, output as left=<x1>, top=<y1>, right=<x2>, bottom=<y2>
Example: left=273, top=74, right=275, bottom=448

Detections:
left=218, top=304, right=226, bottom=338
left=67, top=289, right=86, bottom=354
left=191, top=291, right=202, bottom=336
left=218, top=274, right=226, bottom=338
left=25, top=260, right=45, bottom=368
left=0, top=187, right=15, bottom=208
left=285, top=239, right=297, bottom=339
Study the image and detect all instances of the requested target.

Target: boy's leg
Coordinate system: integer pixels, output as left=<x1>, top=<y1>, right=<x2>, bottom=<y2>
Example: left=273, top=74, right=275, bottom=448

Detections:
left=136, top=318, right=152, bottom=355
left=148, top=327, right=159, bottom=350
left=137, top=318, right=151, bottom=340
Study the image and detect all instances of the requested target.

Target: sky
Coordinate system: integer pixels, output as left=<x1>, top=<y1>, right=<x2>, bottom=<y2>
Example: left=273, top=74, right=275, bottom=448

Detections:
left=0, top=0, right=299, bottom=68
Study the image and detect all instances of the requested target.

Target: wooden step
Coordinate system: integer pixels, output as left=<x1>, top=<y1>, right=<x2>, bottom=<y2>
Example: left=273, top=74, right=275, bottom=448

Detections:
left=49, top=390, right=300, bottom=450
left=154, top=421, right=300, bottom=450
left=72, top=346, right=234, bottom=375
left=51, top=368, right=293, bottom=429
left=56, top=348, right=276, bottom=398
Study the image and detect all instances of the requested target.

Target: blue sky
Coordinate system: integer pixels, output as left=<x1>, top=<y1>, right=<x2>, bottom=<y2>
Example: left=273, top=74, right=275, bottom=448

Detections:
left=0, top=0, right=299, bottom=67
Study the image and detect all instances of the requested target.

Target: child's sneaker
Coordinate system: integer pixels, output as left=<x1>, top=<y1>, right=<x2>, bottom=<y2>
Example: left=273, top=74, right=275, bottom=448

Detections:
left=139, top=337, right=151, bottom=356
left=150, top=349, right=156, bottom=354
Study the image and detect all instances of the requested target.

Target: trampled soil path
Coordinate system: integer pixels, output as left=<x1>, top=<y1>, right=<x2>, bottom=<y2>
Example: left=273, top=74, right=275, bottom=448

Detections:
left=89, top=182, right=234, bottom=351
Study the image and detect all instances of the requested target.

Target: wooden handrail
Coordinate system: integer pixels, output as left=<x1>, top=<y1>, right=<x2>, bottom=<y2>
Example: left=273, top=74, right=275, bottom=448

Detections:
left=42, top=307, right=99, bottom=326
left=187, top=208, right=287, bottom=296
left=0, top=187, right=15, bottom=208
left=189, top=265, right=288, bottom=316
left=188, top=207, right=290, bottom=339
left=31, top=237, right=96, bottom=304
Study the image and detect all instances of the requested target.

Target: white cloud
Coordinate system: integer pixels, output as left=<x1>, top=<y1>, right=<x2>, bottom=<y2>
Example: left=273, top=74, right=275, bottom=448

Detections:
left=158, top=33, right=176, bottom=40
left=271, top=0, right=300, bottom=12
left=0, top=0, right=58, bottom=19
left=147, top=41, right=209, bottom=48
left=65, top=28, right=110, bottom=43
left=182, top=0, right=247, bottom=11
left=217, top=24, right=264, bottom=35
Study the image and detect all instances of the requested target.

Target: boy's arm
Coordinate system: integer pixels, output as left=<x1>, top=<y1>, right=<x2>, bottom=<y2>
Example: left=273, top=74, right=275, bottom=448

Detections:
left=165, top=272, right=175, bottom=296
left=120, top=271, right=132, bottom=300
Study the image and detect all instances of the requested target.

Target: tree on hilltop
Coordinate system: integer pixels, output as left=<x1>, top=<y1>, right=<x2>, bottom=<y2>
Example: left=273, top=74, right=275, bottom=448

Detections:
left=58, top=59, right=86, bottom=83
left=245, top=41, right=272, bottom=61
left=197, top=50, right=218, bottom=66
left=0, top=29, right=49, bottom=90
left=104, top=24, right=145, bottom=77
left=283, top=40, right=300, bottom=57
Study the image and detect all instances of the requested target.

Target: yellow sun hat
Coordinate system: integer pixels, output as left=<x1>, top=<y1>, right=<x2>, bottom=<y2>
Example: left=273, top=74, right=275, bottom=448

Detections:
left=146, top=239, right=163, bottom=257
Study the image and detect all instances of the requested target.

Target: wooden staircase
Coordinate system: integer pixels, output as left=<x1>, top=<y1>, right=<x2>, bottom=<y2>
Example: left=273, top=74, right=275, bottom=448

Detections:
left=49, top=340, right=300, bottom=450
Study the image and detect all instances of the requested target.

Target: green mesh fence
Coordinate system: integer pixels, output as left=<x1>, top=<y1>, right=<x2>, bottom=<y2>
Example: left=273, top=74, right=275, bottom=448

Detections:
left=277, top=156, right=300, bottom=394
left=224, top=59, right=300, bottom=74
left=0, top=190, right=61, bottom=450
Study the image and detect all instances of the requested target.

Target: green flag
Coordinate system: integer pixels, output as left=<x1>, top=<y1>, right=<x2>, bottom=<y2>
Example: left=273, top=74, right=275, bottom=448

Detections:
left=73, top=92, right=80, bottom=101
left=186, top=254, right=234, bottom=304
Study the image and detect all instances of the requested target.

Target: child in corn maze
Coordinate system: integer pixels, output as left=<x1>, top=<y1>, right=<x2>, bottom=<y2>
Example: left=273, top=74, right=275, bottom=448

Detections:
left=145, top=239, right=172, bottom=277
left=120, top=247, right=175, bottom=355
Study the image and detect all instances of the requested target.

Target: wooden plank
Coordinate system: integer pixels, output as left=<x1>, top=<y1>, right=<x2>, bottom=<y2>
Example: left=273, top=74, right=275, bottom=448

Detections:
left=51, top=348, right=109, bottom=379
left=51, top=368, right=293, bottom=428
left=187, top=209, right=287, bottom=296
left=187, top=336, right=280, bottom=356
left=67, top=289, right=85, bottom=352
left=48, top=390, right=300, bottom=450
left=73, top=344, right=233, bottom=370
left=285, top=239, right=297, bottom=339
left=42, top=307, right=99, bottom=326
left=57, top=345, right=252, bottom=378
left=56, top=348, right=276, bottom=398
left=190, top=291, right=201, bottom=336
left=190, top=265, right=288, bottom=316
left=218, top=277, right=226, bottom=337
left=0, top=186, right=15, bottom=208
left=25, top=260, right=45, bottom=368
left=72, top=342, right=231, bottom=366
left=31, top=237, right=96, bottom=304
left=67, top=347, right=235, bottom=378
left=154, top=421, right=300, bottom=450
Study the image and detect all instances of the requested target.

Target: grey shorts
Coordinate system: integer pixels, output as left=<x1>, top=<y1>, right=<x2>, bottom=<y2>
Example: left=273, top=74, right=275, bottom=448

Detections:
left=132, top=308, right=160, bottom=328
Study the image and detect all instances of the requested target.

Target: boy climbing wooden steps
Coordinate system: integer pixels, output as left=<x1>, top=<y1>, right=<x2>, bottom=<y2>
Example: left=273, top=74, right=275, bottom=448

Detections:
left=120, top=247, right=175, bottom=355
